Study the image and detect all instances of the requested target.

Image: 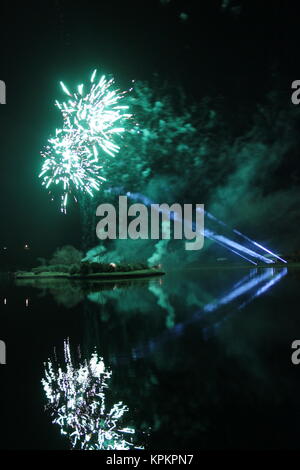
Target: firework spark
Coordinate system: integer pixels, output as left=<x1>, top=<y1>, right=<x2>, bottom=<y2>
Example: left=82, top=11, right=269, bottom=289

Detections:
left=39, top=130, right=106, bottom=213
left=42, top=339, right=144, bottom=450
left=39, top=70, right=132, bottom=212
left=56, top=69, right=132, bottom=157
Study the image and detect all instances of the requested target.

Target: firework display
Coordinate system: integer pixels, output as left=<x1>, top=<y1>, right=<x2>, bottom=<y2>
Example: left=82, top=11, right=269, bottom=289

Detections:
left=39, top=70, right=132, bottom=212
left=42, top=339, right=143, bottom=450
left=39, top=130, right=106, bottom=212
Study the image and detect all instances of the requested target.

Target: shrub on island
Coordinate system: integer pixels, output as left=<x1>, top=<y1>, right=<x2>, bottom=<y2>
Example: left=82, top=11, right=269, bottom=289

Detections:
left=23, top=261, right=151, bottom=277
left=76, top=261, right=149, bottom=275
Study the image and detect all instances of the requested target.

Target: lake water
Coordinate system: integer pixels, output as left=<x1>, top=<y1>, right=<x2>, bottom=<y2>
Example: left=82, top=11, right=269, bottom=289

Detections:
left=0, top=266, right=300, bottom=450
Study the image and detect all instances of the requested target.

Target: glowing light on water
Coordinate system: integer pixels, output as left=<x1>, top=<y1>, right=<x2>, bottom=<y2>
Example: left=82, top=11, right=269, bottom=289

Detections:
left=237, top=268, right=288, bottom=310
left=129, top=267, right=288, bottom=357
left=42, top=339, right=143, bottom=450
left=203, top=269, right=275, bottom=313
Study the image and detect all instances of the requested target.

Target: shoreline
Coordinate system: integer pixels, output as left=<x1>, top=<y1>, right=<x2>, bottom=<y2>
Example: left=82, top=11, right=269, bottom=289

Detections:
left=15, top=268, right=165, bottom=280
left=12, top=262, right=300, bottom=282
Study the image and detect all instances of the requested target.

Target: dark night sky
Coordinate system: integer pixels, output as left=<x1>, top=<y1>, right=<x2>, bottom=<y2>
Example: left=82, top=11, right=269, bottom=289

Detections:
left=0, top=0, right=300, bottom=264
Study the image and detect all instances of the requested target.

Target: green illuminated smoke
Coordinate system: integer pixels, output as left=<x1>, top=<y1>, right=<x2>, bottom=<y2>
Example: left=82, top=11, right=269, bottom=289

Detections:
left=39, top=69, right=132, bottom=213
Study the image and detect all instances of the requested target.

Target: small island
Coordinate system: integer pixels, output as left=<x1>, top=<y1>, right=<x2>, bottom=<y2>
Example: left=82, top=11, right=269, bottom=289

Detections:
left=15, top=260, right=165, bottom=281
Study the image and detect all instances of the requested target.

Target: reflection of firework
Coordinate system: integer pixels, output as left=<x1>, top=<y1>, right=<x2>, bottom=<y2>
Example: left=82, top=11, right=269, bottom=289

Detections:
left=42, top=339, right=143, bottom=450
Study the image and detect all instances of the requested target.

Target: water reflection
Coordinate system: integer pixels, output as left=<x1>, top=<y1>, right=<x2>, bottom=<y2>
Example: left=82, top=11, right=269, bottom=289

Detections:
left=15, top=268, right=288, bottom=358
left=128, top=268, right=287, bottom=359
left=42, top=339, right=145, bottom=450
left=202, top=267, right=288, bottom=339
left=40, top=268, right=288, bottom=448
left=7, top=267, right=300, bottom=449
